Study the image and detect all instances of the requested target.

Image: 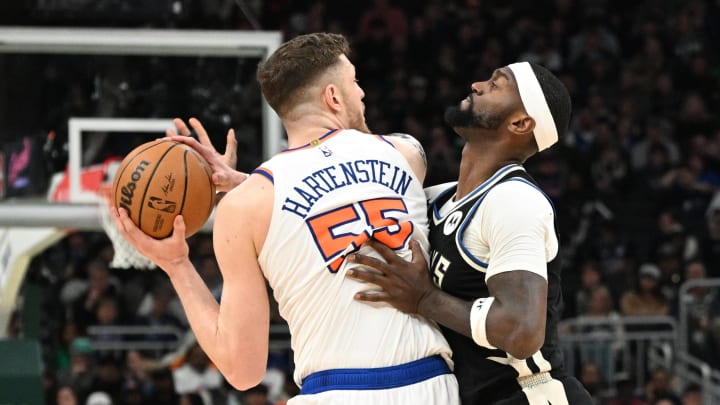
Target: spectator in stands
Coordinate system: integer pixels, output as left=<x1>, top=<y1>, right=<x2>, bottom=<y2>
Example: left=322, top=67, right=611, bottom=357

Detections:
left=575, top=260, right=604, bottom=315
left=135, top=276, right=187, bottom=328
left=653, top=398, right=680, bottom=405
left=579, top=362, right=607, bottom=404
left=118, top=380, right=144, bottom=405
left=89, top=357, right=123, bottom=404
left=590, top=220, right=635, bottom=300
left=639, top=143, right=674, bottom=196
left=55, top=321, right=81, bottom=374
left=89, top=296, right=126, bottom=362
left=681, top=260, right=716, bottom=359
left=178, top=393, right=205, bottom=405
left=70, top=260, right=121, bottom=330
left=172, top=343, right=223, bottom=396
left=620, top=263, right=670, bottom=316
left=680, top=384, right=702, bottom=405
left=591, top=142, right=632, bottom=197
left=56, top=385, right=80, bottom=405
left=84, top=391, right=113, bottom=405
left=660, top=155, right=719, bottom=218
left=195, top=255, right=223, bottom=302
left=123, top=350, right=152, bottom=390
left=631, top=120, right=680, bottom=172
left=652, top=211, right=700, bottom=264
left=645, top=367, right=681, bottom=405
left=577, top=286, right=624, bottom=381
left=700, top=195, right=720, bottom=277
left=145, top=367, right=179, bottom=405
left=134, top=283, right=185, bottom=352
left=607, top=377, right=649, bottom=405
left=242, top=383, right=274, bottom=405
left=58, top=337, right=96, bottom=401
left=356, top=0, right=408, bottom=43
left=704, top=290, right=720, bottom=368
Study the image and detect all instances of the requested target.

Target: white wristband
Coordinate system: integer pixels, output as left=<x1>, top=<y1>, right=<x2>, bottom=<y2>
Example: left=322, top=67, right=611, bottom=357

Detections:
left=470, top=297, right=497, bottom=349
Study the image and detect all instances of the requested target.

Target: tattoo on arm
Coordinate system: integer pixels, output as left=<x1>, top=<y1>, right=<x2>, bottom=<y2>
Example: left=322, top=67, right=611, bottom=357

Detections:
left=386, top=133, right=427, bottom=169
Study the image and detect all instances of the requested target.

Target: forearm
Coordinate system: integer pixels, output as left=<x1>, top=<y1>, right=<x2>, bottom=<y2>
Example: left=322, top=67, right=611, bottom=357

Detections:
left=483, top=297, right=544, bottom=359
left=164, top=260, right=227, bottom=362
left=418, top=283, right=545, bottom=359
left=418, top=288, right=473, bottom=337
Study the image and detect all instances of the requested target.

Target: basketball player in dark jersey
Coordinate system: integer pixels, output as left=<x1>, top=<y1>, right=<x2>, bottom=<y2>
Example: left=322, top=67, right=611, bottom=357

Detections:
left=346, top=62, right=593, bottom=404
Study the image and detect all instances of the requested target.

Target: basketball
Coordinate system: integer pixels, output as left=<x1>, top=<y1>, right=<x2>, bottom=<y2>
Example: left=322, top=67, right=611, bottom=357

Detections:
left=111, top=139, right=216, bottom=239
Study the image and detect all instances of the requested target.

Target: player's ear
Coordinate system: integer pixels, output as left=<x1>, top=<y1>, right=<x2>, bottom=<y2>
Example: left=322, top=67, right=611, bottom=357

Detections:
left=508, top=113, right=535, bottom=136
left=323, top=84, right=342, bottom=113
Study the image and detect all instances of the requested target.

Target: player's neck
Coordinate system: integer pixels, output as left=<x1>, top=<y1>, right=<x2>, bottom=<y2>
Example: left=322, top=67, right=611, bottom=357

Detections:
left=284, top=115, right=346, bottom=148
left=456, top=142, right=522, bottom=200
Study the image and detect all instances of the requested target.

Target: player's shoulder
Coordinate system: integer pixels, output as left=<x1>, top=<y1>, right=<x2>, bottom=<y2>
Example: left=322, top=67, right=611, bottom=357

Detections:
left=222, top=172, right=273, bottom=210
left=382, top=132, right=425, bottom=155
left=485, top=178, right=553, bottom=212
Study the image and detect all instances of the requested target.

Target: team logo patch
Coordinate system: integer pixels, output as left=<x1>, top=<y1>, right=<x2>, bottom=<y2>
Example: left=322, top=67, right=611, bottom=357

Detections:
left=443, top=211, right=463, bottom=235
left=319, top=145, right=333, bottom=157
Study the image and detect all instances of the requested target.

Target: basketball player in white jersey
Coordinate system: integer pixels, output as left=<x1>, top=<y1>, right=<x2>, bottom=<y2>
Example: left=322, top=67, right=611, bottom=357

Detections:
left=346, top=63, right=593, bottom=404
left=110, top=33, right=459, bottom=404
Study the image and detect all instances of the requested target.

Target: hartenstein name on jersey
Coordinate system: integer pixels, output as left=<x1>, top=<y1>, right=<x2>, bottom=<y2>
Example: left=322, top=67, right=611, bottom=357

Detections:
left=281, top=159, right=414, bottom=219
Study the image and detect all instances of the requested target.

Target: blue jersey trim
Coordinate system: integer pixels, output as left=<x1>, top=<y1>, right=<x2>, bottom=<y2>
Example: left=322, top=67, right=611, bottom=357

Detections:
left=280, top=129, right=339, bottom=153
left=375, top=134, right=395, bottom=148
left=431, top=186, right=457, bottom=221
left=252, top=168, right=274, bottom=184
left=300, top=355, right=450, bottom=395
left=456, top=193, right=491, bottom=269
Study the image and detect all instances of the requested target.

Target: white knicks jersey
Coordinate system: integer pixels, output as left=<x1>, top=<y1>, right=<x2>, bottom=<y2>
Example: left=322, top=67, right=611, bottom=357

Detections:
left=255, top=129, right=451, bottom=386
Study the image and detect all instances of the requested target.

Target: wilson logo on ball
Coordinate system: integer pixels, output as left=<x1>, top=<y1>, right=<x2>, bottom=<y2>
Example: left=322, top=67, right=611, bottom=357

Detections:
left=119, top=160, right=150, bottom=216
left=147, top=197, right=177, bottom=213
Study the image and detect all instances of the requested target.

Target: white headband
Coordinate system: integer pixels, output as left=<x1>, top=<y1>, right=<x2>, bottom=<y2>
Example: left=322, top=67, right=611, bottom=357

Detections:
left=507, top=62, right=558, bottom=151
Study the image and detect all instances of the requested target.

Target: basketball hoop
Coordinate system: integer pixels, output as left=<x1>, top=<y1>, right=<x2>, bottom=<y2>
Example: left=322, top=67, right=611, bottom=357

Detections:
left=97, top=185, right=157, bottom=270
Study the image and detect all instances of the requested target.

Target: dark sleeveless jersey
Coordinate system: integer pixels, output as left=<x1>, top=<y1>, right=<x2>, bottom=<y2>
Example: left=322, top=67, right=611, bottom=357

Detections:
left=428, top=165, right=566, bottom=405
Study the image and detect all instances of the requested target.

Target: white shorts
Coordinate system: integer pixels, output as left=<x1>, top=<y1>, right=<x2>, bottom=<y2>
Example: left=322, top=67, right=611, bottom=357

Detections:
left=289, top=355, right=460, bottom=405
left=289, top=374, right=459, bottom=405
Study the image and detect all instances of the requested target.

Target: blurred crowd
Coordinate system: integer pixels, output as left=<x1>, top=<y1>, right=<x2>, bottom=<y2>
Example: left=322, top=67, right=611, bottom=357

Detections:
left=1, top=0, right=719, bottom=404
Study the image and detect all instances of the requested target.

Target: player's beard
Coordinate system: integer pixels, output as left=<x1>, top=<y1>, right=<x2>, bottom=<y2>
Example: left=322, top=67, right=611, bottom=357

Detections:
left=444, top=95, right=507, bottom=130
left=350, top=108, right=370, bottom=133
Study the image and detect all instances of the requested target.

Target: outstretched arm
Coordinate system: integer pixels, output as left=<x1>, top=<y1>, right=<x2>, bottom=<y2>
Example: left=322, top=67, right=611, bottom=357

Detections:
left=109, top=176, right=271, bottom=389
left=346, top=239, right=547, bottom=359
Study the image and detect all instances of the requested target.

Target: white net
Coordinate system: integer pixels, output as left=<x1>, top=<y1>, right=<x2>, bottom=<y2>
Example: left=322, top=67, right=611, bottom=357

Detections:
left=97, top=187, right=156, bottom=270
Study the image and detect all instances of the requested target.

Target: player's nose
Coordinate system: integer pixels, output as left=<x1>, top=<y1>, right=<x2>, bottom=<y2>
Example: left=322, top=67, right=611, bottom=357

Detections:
left=471, top=82, right=483, bottom=95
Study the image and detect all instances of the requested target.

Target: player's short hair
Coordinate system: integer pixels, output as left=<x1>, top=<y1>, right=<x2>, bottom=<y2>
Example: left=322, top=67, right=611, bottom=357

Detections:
left=528, top=63, right=572, bottom=140
left=256, top=33, right=350, bottom=117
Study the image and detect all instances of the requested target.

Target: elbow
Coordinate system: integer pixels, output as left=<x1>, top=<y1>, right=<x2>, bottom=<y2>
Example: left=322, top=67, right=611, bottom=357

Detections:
left=218, top=351, right=267, bottom=391
left=224, top=365, right=266, bottom=391
left=503, top=320, right=545, bottom=360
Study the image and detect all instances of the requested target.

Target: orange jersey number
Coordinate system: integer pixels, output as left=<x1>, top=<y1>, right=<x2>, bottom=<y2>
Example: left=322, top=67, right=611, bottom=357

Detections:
left=307, top=197, right=414, bottom=272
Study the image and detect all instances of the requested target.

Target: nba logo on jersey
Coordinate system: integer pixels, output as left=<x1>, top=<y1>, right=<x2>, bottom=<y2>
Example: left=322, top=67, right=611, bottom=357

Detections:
left=319, top=145, right=333, bottom=157
left=443, top=211, right=463, bottom=235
